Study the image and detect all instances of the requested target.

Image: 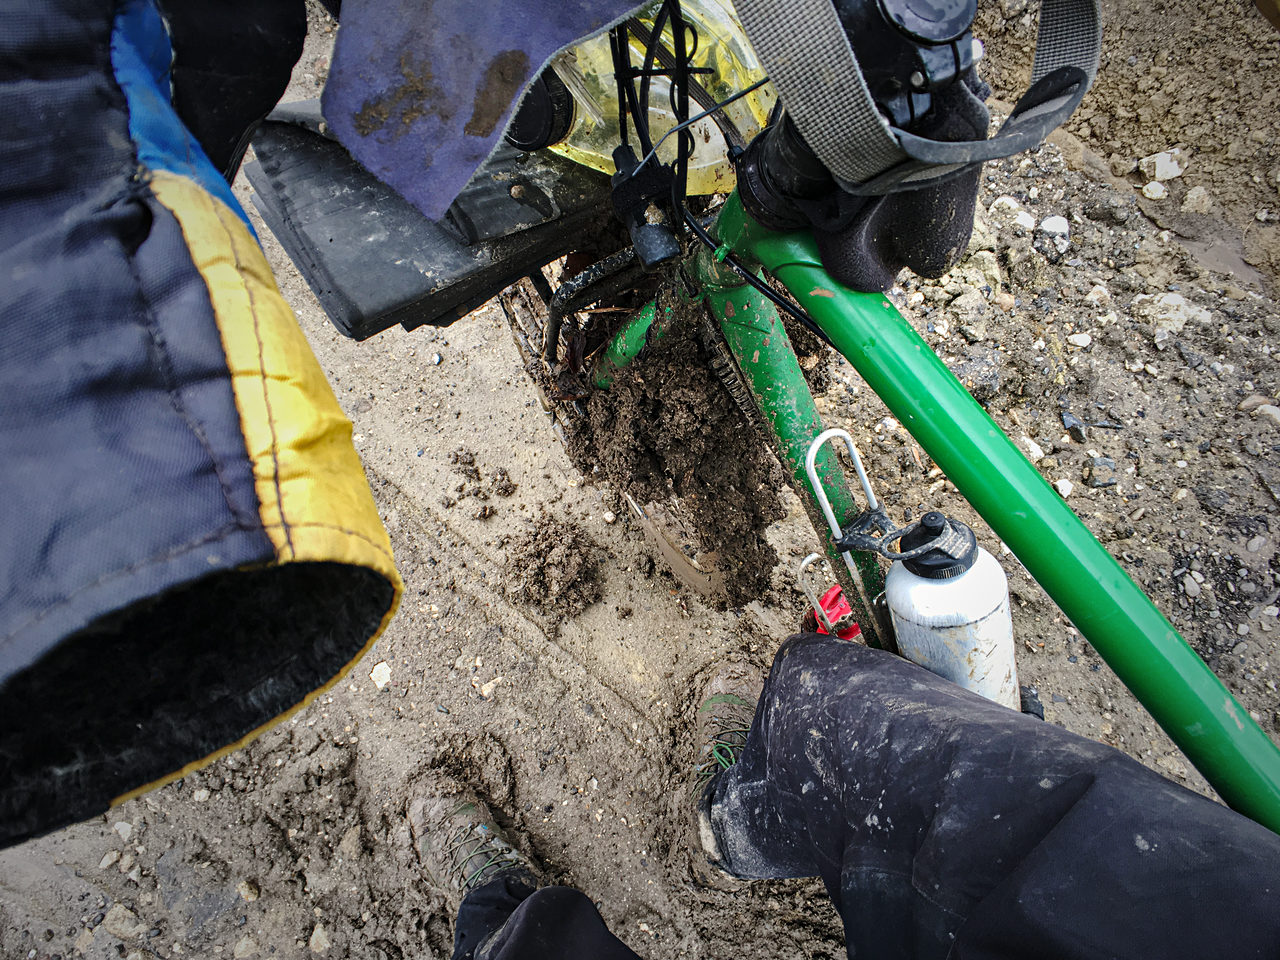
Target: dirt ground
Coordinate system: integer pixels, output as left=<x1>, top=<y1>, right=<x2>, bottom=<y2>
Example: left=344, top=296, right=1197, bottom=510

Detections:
left=3, top=3, right=1279, bottom=959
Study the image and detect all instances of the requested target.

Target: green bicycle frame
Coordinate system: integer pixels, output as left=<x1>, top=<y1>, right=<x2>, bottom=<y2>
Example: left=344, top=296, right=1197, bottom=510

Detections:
left=590, top=190, right=1280, bottom=834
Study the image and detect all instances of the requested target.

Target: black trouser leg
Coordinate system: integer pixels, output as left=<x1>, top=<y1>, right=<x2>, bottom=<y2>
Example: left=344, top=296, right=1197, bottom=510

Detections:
left=708, top=633, right=1280, bottom=960
left=452, top=873, right=539, bottom=960
left=453, top=878, right=642, bottom=960
left=157, top=0, right=306, bottom=179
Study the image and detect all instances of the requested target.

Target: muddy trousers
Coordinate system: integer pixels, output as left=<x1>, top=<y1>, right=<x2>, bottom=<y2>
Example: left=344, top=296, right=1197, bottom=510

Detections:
left=453, top=633, right=1280, bottom=959
left=707, top=633, right=1280, bottom=959
left=453, top=874, right=639, bottom=960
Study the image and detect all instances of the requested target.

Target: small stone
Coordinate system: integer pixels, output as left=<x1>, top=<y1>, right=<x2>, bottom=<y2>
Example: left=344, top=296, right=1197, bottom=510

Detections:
left=118, top=853, right=135, bottom=873
left=1239, top=394, right=1273, bottom=412
left=950, top=290, right=987, bottom=318
left=1038, top=215, right=1070, bottom=238
left=1142, top=181, right=1168, bottom=200
left=1180, top=185, right=1212, bottom=214
left=74, top=928, right=95, bottom=954
left=113, top=822, right=133, bottom=843
left=99, top=850, right=121, bottom=870
left=335, top=825, right=363, bottom=863
left=1083, top=456, right=1117, bottom=487
left=969, top=249, right=1003, bottom=290
left=103, top=904, right=149, bottom=941
left=1138, top=149, right=1186, bottom=181
left=1054, top=478, right=1074, bottom=498
left=1183, top=575, right=1201, bottom=599
left=994, top=291, right=1016, bottom=311
left=431, top=353, right=443, bottom=366
left=1246, top=535, right=1267, bottom=553
left=310, top=924, right=331, bottom=954
left=1021, top=436, right=1046, bottom=462
left=1110, top=156, right=1138, bottom=178
left=192, top=788, right=211, bottom=803
left=1133, top=292, right=1211, bottom=336
left=1066, top=333, right=1093, bottom=348
left=236, top=880, right=260, bottom=903
left=234, top=936, right=260, bottom=959
left=478, top=677, right=501, bottom=700
left=1083, top=284, right=1111, bottom=305
left=1253, top=404, right=1280, bottom=426
left=369, top=661, right=391, bottom=690
left=1014, top=210, right=1036, bottom=231
left=1061, top=410, right=1088, bottom=443
left=602, top=510, right=616, bottom=524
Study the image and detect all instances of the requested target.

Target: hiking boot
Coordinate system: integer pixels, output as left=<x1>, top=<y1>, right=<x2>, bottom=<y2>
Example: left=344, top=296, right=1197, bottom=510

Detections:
left=408, top=773, right=536, bottom=910
left=694, top=661, right=763, bottom=791
left=688, top=662, right=763, bottom=885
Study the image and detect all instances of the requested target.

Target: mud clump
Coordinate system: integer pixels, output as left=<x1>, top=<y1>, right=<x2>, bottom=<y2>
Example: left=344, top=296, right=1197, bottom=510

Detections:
left=566, top=291, right=787, bottom=607
left=442, top=448, right=516, bottom=516
left=504, top=510, right=602, bottom=618
left=449, top=448, right=481, bottom=480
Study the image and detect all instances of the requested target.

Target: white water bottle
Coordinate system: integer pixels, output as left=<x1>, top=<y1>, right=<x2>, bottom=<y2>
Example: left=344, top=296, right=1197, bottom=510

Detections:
left=885, top=512, right=1019, bottom=709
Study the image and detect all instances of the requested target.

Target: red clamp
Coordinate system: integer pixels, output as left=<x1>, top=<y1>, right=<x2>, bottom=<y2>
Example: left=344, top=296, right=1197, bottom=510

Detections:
left=813, top=584, right=862, bottom=641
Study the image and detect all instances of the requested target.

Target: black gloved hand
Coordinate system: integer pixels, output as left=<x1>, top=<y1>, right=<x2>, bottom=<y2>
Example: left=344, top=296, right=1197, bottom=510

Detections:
left=795, top=73, right=990, bottom=292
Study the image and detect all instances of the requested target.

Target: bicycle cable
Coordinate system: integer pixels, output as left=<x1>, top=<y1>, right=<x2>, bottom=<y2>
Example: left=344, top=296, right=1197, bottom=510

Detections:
left=619, top=1, right=834, bottom=349
left=626, top=78, right=771, bottom=178
left=680, top=207, right=835, bottom=347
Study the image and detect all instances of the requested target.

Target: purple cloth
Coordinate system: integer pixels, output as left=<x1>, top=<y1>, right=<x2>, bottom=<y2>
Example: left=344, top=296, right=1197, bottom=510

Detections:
left=322, top=0, right=638, bottom=220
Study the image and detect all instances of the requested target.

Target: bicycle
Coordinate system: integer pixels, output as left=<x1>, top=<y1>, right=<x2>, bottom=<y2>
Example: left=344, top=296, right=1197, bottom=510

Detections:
left=246, top=0, right=1280, bottom=833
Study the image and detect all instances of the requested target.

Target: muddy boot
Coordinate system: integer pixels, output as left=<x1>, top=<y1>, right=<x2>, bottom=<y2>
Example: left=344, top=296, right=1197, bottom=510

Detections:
left=408, top=773, right=538, bottom=913
left=688, top=662, right=763, bottom=887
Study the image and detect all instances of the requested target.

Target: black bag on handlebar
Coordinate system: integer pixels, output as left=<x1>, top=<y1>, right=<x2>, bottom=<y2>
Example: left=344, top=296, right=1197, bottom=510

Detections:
left=734, top=0, right=1099, bottom=291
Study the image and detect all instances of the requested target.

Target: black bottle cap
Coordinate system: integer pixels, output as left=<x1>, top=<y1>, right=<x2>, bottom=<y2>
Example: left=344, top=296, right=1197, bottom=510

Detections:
left=506, top=71, right=574, bottom=152
left=899, top=511, right=978, bottom=579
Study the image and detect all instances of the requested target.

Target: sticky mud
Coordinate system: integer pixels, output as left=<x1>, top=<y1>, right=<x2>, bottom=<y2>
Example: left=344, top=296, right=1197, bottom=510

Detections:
left=563, top=287, right=787, bottom=608
left=503, top=509, right=603, bottom=619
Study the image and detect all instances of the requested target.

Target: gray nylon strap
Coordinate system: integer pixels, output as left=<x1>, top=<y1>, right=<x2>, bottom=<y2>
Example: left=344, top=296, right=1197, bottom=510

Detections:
left=735, top=0, right=900, bottom=185
left=735, top=0, right=1101, bottom=187
left=1031, top=0, right=1102, bottom=83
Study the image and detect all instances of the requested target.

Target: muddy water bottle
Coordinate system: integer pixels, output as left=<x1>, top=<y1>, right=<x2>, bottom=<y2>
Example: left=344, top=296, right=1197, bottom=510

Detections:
left=885, top=512, right=1019, bottom=709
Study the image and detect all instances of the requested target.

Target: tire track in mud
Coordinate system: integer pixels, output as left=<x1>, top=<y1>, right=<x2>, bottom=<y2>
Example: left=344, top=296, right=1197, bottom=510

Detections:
left=368, top=465, right=666, bottom=748
left=366, top=467, right=849, bottom=959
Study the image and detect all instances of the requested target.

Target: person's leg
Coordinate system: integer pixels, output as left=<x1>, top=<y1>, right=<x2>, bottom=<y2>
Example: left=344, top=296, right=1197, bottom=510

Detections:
left=158, top=0, right=306, bottom=180
left=452, top=873, right=538, bottom=960
left=471, top=886, right=642, bottom=960
left=700, top=632, right=1280, bottom=959
left=409, top=774, right=644, bottom=960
